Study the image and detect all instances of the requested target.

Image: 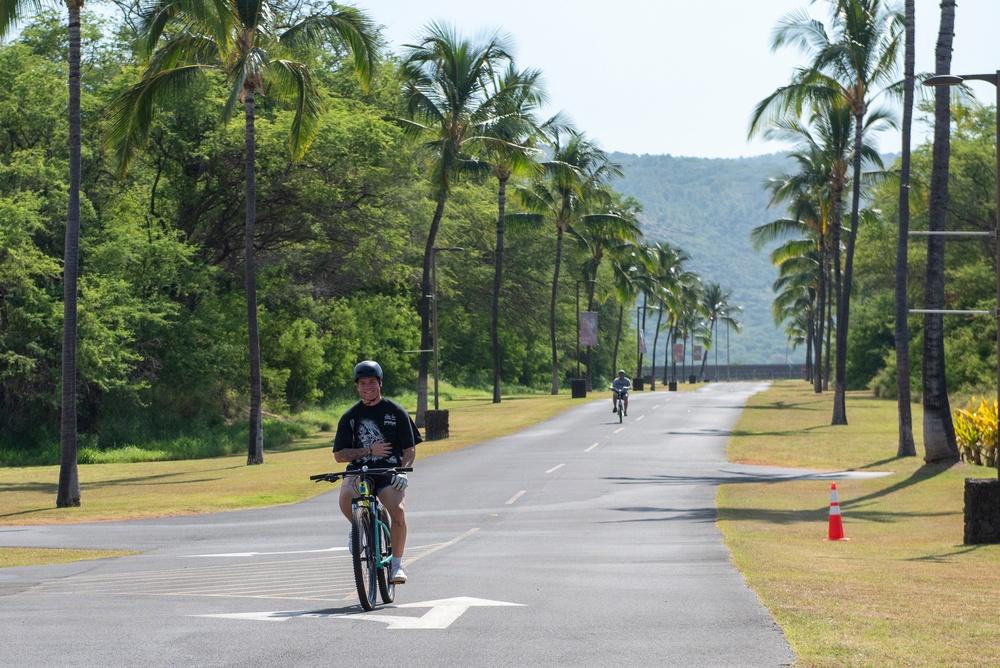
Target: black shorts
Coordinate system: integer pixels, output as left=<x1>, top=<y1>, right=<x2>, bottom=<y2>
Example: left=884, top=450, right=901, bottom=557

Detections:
left=344, top=472, right=395, bottom=494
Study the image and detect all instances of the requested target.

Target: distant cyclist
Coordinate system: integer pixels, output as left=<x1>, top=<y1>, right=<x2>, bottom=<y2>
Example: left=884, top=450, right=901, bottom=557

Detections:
left=333, top=360, right=418, bottom=584
left=611, top=369, right=632, bottom=416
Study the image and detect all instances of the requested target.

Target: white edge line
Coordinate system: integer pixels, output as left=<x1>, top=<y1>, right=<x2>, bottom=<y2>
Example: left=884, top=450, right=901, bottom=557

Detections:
left=584, top=442, right=599, bottom=452
left=613, top=427, right=625, bottom=434
left=545, top=463, right=565, bottom=474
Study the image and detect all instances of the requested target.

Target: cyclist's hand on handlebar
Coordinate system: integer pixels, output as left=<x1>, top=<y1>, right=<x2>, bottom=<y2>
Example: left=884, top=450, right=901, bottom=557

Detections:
left=390, top=472, right=408, bottom=491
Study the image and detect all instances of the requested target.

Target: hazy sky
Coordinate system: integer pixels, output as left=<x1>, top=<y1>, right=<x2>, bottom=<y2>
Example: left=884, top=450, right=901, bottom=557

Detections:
left=368, top=0, right=1000, bottom=159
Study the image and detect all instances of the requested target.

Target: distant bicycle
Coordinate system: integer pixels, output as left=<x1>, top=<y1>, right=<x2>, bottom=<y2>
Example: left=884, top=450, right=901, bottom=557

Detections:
left=311, top=466, right=412, bottom=611
left=611, top=387, right=628, bottom=423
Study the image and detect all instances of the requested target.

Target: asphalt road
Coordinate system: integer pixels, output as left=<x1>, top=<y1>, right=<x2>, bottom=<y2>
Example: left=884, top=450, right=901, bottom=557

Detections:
left=0, top=382, right=827, bottom=667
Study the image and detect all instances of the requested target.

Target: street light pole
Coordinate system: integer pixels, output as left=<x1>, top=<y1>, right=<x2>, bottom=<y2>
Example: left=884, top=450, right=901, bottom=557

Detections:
left=924, top=70, right=1000, bottom=480
left=431, top=246, right=464, bottom=411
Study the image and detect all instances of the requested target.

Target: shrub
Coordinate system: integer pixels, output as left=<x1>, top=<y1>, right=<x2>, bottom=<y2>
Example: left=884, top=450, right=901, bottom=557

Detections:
left=953, top=396, right=998, bottom=468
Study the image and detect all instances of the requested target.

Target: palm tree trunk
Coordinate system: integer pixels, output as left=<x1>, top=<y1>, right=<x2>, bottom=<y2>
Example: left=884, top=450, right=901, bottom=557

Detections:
left=806, top=309, right=814, bottom=383
left=612, top=305, right=623, bottom=373
left=833, top=128, right=863, bottom=426
left=492, top=176, right=508, bottom=404
left=549, top=226, right=565, bottom=394
left=418, top=198, right=447, bottom=422
left=650, top=308, right=663, bottom=390
left=922, top=0, right=959, bottom=463
left=895, top=0, right=917, bottom=457
left=244, top=89, right=263, bottom=465
left=57, top=3, right=83, bottom=507
left=814, top=238, right=827, bottom=393
left=824, top=292, right=832, bottom=391
left=637, top=294, right=647, bottom=381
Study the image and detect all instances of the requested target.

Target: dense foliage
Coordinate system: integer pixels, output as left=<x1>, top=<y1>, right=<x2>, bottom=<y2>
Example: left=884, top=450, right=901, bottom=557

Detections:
left=855, top=101, right=998, bottom=400
left=2, top=11, right=738, bottom=461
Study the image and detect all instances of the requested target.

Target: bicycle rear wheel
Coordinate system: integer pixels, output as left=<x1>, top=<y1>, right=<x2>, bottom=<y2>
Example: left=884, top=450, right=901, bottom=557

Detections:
left=376, top=505, right=395, bottom=604
left=351, top=505, right=378, bottom=611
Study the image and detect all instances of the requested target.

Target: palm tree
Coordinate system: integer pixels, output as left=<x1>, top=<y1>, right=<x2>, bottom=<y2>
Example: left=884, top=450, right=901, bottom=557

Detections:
left=608, top=244, right=655, bottom=377
left=698, top=282, right=734, bottom=381
left=513, top=127, right=623, bottom=394
left=646, top=242, right=689, bottom=390
left=569, top=194, right=643, bottom=389
left=894, top=0, right=916, bottom=457
left=106, top=0, right=379, bottom=463
left=753, top=152, right=830, bottom=393
left=752, top=0, right=903, bottom=425
left=397, top=22, right=516, bottom=423
left=478, top=65, right=547, bottom=404
left=921, top=0, right=959, bottom=462
left=1, top=0, right=88, bottom=505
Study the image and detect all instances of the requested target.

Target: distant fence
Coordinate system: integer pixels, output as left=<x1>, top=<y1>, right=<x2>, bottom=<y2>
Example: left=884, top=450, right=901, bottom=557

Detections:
left=642, top=364, right=806, bottom=384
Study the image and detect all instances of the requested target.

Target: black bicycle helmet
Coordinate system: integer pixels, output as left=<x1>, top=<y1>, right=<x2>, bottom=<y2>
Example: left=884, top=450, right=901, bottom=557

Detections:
left=353, top=360, right=383, bottom=381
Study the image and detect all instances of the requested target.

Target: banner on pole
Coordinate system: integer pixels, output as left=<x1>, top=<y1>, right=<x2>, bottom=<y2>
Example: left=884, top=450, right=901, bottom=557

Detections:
left=672, top=343, right=684, bottom=363
left=638, top=328, right=646, bottom=355
left=580, top=311, right=598, bottom=347
left=693, top=345, right=702, bottom=362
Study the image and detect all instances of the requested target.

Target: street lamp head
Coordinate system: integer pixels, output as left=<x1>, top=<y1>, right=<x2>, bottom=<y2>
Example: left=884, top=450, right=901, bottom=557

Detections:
left=922, top=74, right=965, bottom=87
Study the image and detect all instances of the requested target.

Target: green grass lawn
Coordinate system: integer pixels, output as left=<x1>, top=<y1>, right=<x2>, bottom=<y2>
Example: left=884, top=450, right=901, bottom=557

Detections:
left=4, top=380, right=997, bottom=666
left=721, top=381, right=1000, bottom=667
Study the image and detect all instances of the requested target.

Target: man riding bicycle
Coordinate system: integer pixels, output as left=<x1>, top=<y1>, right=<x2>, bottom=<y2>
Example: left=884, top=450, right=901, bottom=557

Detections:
left=333, top=361, right=417, bottom=584
left=611, top=369, right=631, bottom=416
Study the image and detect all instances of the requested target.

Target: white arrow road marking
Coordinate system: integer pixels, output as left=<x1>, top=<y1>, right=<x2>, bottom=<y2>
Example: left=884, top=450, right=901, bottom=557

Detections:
left=194, top=596, right=525, bottom=629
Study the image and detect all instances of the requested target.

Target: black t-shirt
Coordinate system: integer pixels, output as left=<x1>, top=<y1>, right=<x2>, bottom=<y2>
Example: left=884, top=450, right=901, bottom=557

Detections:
left=332, top=398, right=417, bottom=471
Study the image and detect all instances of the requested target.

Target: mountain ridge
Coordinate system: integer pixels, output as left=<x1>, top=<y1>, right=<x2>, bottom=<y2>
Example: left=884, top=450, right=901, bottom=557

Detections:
left=611, top=151, right=802, bottom=366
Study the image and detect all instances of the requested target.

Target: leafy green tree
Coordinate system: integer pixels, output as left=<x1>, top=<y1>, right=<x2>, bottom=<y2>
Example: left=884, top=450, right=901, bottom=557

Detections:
left=105, top=0, right=379, bottom=464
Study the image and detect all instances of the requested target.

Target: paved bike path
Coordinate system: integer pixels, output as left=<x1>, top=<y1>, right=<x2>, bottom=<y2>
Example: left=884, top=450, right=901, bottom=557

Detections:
left=0, top=382, right=819, bottom=667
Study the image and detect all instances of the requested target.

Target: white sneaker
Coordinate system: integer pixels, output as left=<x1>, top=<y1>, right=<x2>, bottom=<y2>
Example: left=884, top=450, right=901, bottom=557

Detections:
left=390, top=564, right=408, bottom=584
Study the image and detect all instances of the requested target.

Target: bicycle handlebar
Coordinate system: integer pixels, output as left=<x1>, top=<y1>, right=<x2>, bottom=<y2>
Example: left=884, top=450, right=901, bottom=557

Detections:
left=310, top=466, right=413, bottom=483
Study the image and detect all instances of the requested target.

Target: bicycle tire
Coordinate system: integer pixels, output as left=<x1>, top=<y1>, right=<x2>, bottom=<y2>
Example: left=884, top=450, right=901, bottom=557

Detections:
left=376, top=505, right=395, bottom=604
left=618, top=398, right=623, bottom=423
left=351, top=505, right=378, bottom=611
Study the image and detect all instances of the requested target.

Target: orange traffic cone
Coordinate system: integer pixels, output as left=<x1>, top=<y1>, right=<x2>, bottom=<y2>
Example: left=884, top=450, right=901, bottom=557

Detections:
left=826, top=482, right=849, bottom=541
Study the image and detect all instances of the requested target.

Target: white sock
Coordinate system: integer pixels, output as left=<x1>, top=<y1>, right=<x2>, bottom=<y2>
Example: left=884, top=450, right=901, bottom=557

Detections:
left=392, top=556, right=401, bottom=569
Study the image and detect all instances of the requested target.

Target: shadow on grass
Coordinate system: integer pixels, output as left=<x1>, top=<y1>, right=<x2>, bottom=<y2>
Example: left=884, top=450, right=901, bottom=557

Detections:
left=841, top=462, right=955, bottom=510
left=2, top=465, right=240, bottom=496
left=600, top=468, right=960, bottom=527
left=740, top=398, right=829, bottom=411
left=730, top=424, right=830, bottom=438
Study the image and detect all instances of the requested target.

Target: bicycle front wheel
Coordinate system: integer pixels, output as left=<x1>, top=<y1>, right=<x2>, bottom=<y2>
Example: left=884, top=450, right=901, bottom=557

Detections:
left=376, top=505, right=395, bottom=604
left=619, top=399, right=623, bottom=423
left=351, top=505, right=378, bottom=611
